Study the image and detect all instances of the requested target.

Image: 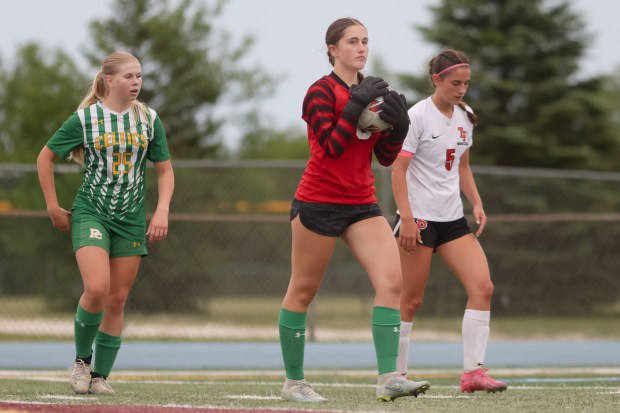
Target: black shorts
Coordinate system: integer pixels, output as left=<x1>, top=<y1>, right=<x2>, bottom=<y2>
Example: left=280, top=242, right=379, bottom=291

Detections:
left=290, top=198, right=383, bottom=237
left=393, top=214, right=471, bottom=249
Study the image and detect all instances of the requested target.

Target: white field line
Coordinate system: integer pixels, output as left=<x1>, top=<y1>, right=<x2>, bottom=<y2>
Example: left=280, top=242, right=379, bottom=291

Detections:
left=226, top=395, right=281, bottom=400
left=423, top=395, right=470, bottom=399
left=39, top=395, right=91, bottom=400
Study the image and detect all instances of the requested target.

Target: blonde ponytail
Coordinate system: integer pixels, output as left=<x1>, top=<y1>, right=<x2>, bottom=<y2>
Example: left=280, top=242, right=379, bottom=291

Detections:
left=131, top=100, right=152, bottom=135
left=68, top=70, right=107, bottom=166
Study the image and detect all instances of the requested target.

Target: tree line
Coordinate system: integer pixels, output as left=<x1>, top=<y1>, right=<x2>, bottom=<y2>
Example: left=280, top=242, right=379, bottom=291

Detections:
left=0, top=0, right=618, bottom=169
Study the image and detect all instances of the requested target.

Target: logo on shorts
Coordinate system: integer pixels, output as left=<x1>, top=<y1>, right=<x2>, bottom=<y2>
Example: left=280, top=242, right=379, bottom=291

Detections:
left=415, top=219, right=428, bottom=231
left=89, top=228, right=103, bottom=240
left=132, top=242, right=141, bottom=247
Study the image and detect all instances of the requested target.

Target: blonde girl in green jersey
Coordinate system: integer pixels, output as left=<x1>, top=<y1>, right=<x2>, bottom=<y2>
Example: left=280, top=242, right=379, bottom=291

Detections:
left=37, top=51, right=174, bottom=395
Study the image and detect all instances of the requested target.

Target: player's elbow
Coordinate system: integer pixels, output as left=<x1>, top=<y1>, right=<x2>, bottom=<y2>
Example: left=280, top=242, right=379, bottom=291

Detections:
left=37, top=147, right=56, bottom=168
left=377, top=155, right=396, bottom=167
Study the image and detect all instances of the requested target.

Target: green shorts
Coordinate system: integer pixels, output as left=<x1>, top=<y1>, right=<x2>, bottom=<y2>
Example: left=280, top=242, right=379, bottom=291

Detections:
left=71, top=218, right=148, bottom=258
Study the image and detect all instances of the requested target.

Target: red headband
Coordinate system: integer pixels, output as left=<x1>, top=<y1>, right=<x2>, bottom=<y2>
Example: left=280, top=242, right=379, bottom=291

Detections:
left=435, top=63, right=470, bottom=77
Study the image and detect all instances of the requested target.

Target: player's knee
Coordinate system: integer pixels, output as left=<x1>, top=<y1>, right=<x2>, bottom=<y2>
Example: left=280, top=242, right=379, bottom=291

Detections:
left=484, top=279, right=494, bottom=299
left=83, top=283, right=109, bottom=304
left=105, top=297, right=127, bottom=316
left=376, top=272, right=402, bottom=301
left=401, top=294, right=424, bottom=317
left=474, top=279, right=494, bottom=302
left=105, top=292, right=129, bottom=316
left=290, top=287, right=319, bottom=309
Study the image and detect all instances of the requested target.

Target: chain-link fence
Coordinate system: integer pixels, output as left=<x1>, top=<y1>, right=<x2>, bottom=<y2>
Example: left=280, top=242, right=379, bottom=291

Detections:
left=1, top=160, right=619, bottom=340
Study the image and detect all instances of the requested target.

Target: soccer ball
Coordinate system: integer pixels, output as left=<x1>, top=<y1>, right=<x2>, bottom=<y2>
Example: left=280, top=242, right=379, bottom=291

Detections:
left=356, top=96, right=390, bottom=139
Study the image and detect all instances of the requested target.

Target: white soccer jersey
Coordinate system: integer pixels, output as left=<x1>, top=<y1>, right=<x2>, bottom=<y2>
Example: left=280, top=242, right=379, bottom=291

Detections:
left=401, top=96, right=474, bottom=222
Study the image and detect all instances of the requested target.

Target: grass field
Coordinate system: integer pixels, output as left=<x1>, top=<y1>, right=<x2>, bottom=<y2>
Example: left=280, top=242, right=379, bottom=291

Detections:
left=1, top=368, right=619, bottom=412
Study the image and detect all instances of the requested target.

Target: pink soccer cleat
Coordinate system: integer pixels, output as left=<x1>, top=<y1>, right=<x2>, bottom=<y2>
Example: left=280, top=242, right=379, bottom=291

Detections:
left=460, top=368, right=507, bottom=393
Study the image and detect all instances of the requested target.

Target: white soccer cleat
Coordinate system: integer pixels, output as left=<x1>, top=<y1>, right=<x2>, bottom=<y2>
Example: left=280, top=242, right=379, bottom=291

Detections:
left=89, top=377, right=116, bottom=395
left=376, top=371, right=430, bottom=402
left=69, top=359, right=91, bottom=394
left=281, top=378, right=327, bottom=402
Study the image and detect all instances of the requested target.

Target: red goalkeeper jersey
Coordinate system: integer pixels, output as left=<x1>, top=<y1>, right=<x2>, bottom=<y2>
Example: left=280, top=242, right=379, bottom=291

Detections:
left=295, top=72, right=404, bottom=204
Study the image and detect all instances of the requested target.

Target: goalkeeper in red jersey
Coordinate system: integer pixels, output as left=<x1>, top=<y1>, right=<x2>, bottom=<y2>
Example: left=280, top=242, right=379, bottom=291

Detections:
left=278, top=17, right=430, bottom=403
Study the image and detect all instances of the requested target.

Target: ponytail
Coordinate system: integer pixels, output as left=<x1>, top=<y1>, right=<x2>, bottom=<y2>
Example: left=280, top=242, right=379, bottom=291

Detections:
left=68, top=70, right=107, bottom=166
left=78, top=70, right=106, bottom=110
left=458, top=102, right=478, bottom=126
left=131, top=100, right=152, bottom=136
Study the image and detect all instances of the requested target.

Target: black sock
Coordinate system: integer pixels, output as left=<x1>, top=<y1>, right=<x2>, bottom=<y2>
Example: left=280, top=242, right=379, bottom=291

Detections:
left=76, top=354, right=92, bottom=365
left=90, top=371, right=105, bottom=380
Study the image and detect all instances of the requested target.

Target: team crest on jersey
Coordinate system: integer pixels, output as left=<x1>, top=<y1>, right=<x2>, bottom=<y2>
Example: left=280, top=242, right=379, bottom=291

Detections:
left=457, top=127, right=469, bottom=146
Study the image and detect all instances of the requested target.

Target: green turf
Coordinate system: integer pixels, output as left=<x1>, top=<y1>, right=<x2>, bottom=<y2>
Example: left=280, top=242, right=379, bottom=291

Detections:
left=0, top=369, right=618, bottom=412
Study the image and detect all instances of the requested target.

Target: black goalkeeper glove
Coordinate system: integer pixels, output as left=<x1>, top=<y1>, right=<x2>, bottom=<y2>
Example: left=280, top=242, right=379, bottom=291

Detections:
left=379, top=91, right=410, bottom=132
left=342, top=76, right=390, bottom=122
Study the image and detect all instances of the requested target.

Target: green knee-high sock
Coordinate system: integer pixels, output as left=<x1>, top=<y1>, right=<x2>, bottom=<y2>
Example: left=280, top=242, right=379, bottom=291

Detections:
left=93, top=331, right=121, bottom=379
left=74, top=303, right=103, bottom=360
left=278, top=308, right=307, bottom=380
left=372, top=306, right=401, bottom=375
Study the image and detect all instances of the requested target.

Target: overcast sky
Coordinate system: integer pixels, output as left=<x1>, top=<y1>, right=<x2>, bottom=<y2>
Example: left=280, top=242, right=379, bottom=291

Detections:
left=1, top=0, right=618, bottom=147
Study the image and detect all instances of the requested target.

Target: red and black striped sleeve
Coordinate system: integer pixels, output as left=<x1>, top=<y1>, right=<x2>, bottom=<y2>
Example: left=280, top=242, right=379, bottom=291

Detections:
left=373, top=128, right=407, bottom=166
left=302, top=78, right=358, bottom=159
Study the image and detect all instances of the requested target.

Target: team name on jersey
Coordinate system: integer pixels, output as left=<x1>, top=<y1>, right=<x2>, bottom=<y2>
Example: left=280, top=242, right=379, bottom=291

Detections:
left=94, top=131, right=148, bottom=150
left=456, top=126, right=469, bottom=146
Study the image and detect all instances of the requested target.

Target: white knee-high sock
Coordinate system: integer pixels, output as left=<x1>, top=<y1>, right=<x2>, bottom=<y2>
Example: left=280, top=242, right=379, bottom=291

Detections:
left=397, top=321, right=413, bottom=375
left=462, top=309, right=490, bottom=372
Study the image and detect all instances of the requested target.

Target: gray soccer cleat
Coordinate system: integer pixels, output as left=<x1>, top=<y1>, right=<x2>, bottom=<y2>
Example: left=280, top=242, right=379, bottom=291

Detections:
left=376, top=371, right=430, bottom=402
left=89, top=377, right=116, bottom=395
left=281, top=378, right=327, bottom=402
left=69, top=359, right=91, bottom=394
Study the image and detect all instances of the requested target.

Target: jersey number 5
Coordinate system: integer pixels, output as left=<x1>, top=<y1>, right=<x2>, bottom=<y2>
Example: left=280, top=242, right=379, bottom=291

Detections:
left=112, top=152, right=133, bottom=175
left=445, top=148, right=455, bottom=171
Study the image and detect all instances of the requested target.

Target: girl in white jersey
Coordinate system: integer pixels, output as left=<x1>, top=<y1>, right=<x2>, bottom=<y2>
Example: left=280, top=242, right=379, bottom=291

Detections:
left=391, top=49, right=507, bottom=393
left=37, top=51, right=174, bottom=395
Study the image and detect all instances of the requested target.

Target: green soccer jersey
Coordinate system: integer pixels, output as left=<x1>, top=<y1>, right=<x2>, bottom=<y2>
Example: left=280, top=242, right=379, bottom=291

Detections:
left=47, top=102, right=170, bottom=241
